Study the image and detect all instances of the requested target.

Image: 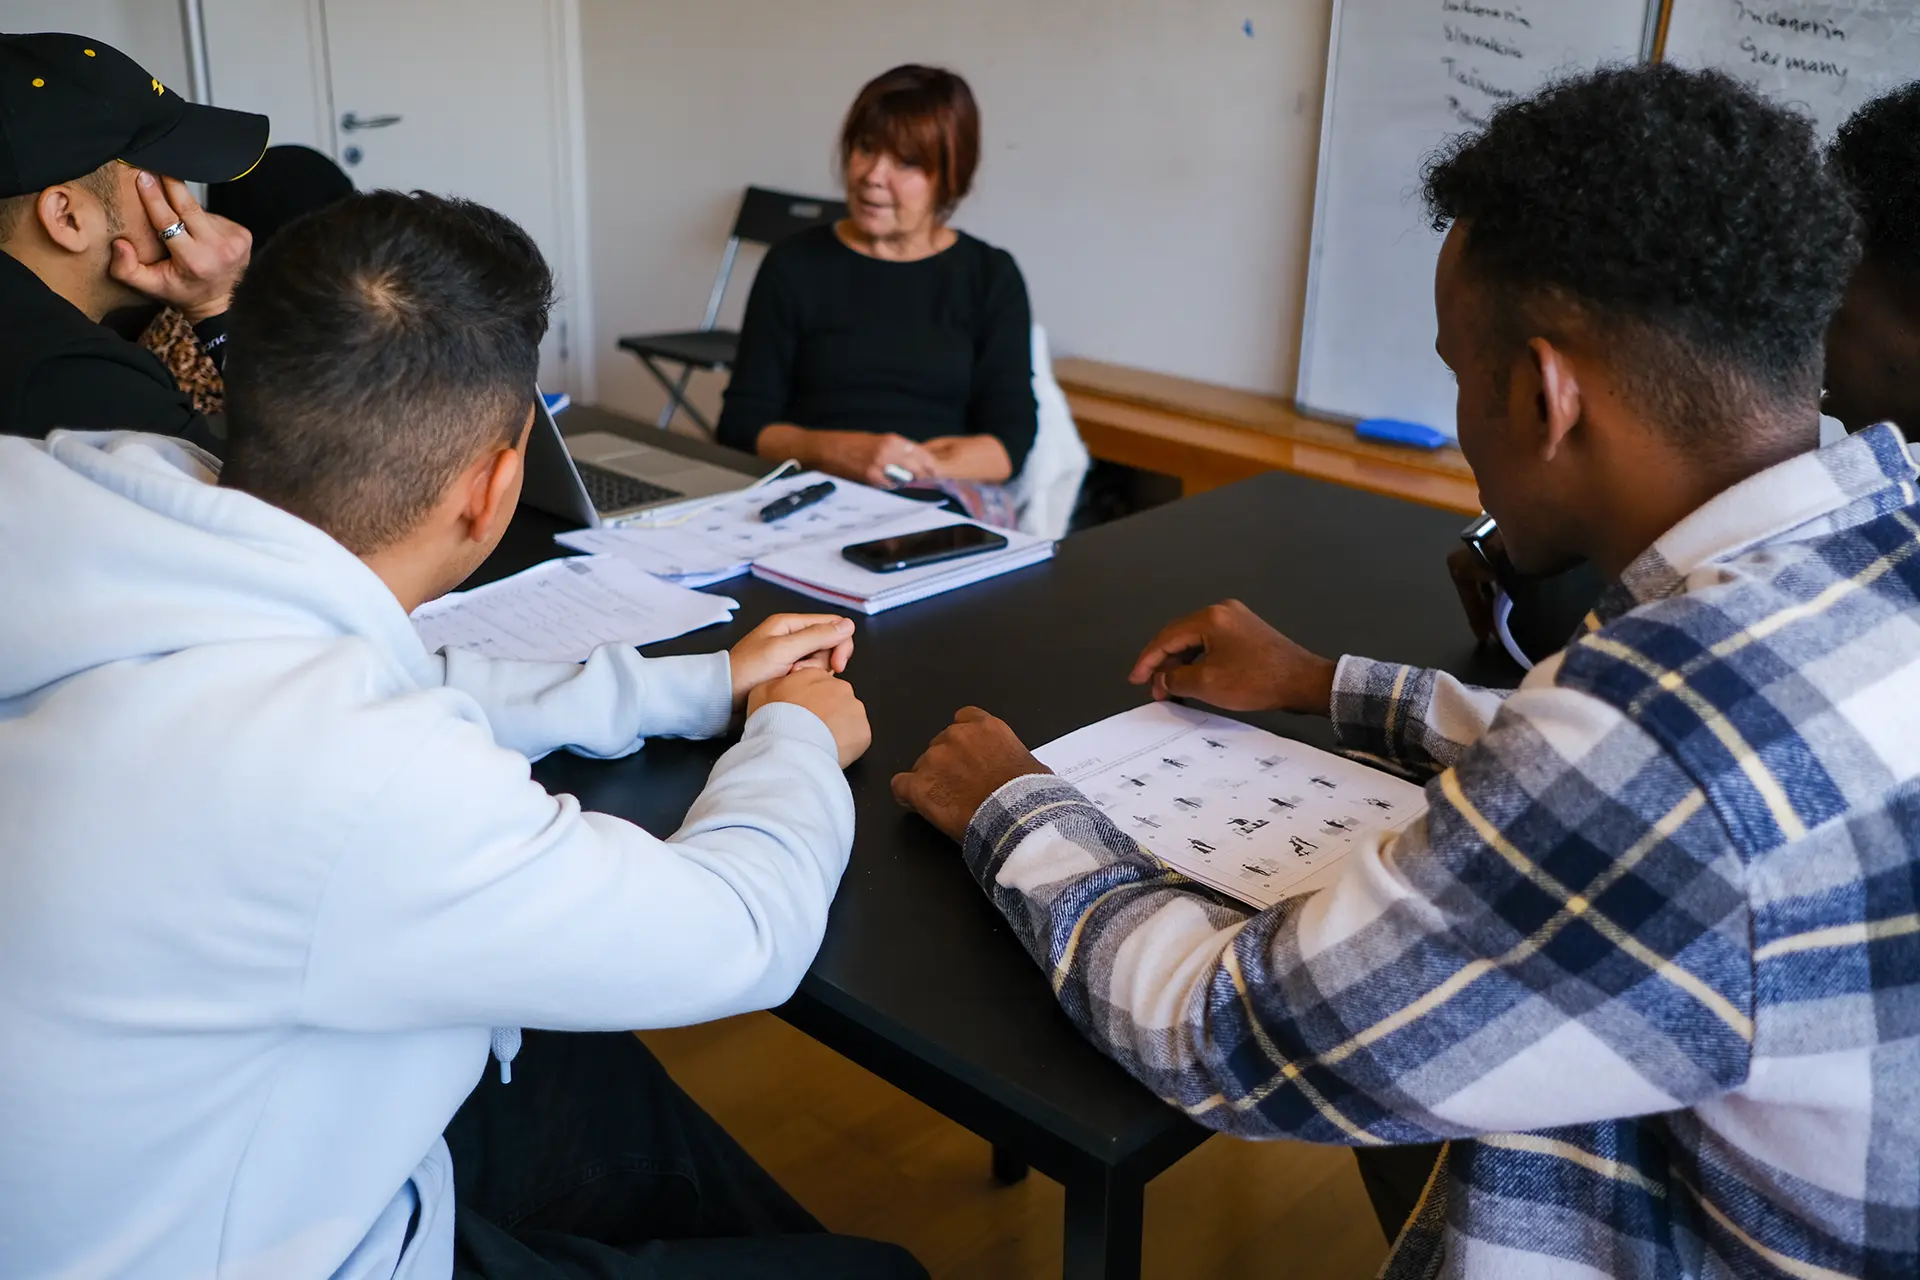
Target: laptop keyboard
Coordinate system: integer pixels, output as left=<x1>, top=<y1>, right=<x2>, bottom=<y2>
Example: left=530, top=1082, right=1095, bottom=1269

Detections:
left=575, top=461, right=683, bottom=513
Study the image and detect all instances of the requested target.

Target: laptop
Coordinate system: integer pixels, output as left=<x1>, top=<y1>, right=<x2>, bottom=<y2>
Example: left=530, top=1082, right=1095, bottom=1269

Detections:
left=520, top=394, right=749, bottom=527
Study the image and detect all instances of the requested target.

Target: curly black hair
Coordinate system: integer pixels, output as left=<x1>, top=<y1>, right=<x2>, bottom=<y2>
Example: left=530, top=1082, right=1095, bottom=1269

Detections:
left=1831, top=81, right=1920, bottom=279
left=1424, top=63, right=1860, bottom=437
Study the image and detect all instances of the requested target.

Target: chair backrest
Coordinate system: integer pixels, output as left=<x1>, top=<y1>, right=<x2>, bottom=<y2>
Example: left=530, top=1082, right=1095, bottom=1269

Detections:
left=731, top=186, right=847, bottom=246
left=698, top=186, right=849, bottom=332
left=1010, top=323, right=1091, bottom=540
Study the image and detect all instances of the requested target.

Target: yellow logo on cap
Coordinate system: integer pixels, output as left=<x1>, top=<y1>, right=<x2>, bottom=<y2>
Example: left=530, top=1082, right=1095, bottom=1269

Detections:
left=151, top=77, right=164, bottom=95
left=84, top=49, right=96, bottom=57
left=31, top=78, right=44, bottom=88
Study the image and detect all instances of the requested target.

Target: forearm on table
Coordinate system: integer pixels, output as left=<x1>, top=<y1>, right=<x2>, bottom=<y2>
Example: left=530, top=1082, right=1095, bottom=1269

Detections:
left=1329, top=654, right=1511, bottom=780
left=962, top=706, right=1735, bottom=1147
left=748, top=420, right=802, bottom=454
left=752, top=422, right=814, bottom=466
left=432, top=648, right=733, bottom=760
left=927, top=434, right=1013, bottom=483
left=961, top=774, right=1460, bottom=1143
left=303, top=704, right=855, bottom=1031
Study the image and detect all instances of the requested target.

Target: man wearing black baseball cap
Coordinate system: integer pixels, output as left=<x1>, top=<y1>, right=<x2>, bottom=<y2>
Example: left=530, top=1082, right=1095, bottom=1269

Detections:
left=0, top=32, right=268, bottom=455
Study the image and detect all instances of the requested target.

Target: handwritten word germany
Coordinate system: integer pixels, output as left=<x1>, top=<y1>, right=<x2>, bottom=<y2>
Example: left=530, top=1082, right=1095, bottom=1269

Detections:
left=1738, top=35, right=1849, bottom=81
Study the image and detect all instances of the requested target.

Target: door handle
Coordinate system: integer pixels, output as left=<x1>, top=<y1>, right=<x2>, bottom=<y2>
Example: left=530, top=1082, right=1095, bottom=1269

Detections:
left=341, top=112, right=402, bottom=131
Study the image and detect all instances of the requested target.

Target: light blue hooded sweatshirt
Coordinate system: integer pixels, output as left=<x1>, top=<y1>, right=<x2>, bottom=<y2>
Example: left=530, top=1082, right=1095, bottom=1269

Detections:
left=0, top=432, right=855, bottom=1279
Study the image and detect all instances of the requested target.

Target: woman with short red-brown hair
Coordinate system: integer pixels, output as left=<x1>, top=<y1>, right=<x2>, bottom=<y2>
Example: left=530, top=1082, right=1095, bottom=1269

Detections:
left=717, top=65, right=1036, bottom=520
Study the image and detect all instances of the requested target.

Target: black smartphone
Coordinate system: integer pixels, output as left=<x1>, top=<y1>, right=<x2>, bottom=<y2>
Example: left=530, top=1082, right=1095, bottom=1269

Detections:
left=842, top=523, right=1009, bottom=573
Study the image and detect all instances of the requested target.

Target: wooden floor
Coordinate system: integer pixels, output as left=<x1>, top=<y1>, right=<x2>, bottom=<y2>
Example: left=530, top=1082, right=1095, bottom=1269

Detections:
left=640, top=1015, right=1389, bottom=1279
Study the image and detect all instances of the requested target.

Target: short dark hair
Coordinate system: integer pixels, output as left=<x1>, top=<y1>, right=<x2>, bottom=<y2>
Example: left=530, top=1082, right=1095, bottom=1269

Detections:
left=0, top=162, right=120, bottom=243
left=1424, top=63, right=1860, bottom=441
left=220, top=191, right=554, bottom=554
left=839, top=65, right=980, bottom=217
left=1831, top=81, right=1920, bottom=281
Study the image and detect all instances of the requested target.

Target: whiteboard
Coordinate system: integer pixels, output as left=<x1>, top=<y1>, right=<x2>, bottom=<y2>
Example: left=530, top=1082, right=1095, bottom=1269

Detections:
left=1297, top=0, right=1657, bottom=436
left=1662, top=0, right=1920, bottom=138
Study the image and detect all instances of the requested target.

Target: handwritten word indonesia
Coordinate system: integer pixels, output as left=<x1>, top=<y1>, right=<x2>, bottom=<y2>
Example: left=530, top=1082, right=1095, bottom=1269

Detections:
left=1439, top=0, right=1533, bottom=27
left=1730, top=2, right=1847, bottom=43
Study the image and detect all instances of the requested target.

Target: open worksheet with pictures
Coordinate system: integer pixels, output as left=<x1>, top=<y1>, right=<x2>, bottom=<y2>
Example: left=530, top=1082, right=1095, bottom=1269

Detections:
left=1033, top=702, right=1429, bottom=910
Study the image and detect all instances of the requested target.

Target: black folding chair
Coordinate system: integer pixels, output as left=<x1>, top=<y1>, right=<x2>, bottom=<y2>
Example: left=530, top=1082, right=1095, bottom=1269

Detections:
left=618, top=186, right=847, bottom=434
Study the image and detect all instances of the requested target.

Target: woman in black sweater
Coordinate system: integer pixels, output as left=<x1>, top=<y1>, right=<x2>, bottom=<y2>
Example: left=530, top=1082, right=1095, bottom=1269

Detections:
left=717, top=65, right=1036, bottom=521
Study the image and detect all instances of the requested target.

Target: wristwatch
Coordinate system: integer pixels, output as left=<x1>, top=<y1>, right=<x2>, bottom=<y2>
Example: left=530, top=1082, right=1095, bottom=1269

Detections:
left=1458, top=512, right=1535, bottom=671
left=1458, top=511, right=1518, bottom=594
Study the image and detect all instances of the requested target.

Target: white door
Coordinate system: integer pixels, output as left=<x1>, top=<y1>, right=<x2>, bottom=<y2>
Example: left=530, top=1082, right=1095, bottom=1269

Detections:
left=318, top=0, right=580, bottom=391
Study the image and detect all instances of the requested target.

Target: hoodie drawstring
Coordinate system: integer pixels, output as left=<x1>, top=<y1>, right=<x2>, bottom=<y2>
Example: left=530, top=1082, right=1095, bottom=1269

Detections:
left=490, top=1026, right=521, bottom=1084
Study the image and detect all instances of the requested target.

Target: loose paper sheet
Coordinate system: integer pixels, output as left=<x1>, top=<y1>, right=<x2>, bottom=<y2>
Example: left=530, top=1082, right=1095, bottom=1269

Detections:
left=413, top=555, right=736, bottom=662
left=556, top=473, right=937, bottom=582
left=1034, top=702, right=1428, bottom=910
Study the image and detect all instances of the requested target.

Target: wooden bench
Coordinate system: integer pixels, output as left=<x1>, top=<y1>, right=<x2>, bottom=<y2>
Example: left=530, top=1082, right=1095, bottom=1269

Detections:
left=1054, top=357, right=1482, bottom=517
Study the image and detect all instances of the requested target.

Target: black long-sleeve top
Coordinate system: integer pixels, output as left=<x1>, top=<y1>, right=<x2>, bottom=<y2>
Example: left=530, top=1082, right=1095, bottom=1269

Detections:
left=716, top=225, right=1037, bottom=472
left=0, top=251, right=225, bottom=457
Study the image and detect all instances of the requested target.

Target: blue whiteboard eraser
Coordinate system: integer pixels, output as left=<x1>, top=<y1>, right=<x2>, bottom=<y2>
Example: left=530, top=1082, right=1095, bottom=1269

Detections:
left=1356, top=418, right=1448, bottom=449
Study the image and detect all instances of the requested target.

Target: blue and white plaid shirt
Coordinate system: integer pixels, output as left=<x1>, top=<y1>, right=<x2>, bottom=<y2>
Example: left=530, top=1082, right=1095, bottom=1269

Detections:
left=964, top=425, right=1920, bottom=1277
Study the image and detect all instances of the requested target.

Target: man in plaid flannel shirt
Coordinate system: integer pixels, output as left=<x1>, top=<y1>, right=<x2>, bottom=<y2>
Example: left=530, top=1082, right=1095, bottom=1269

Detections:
left=897, top=66, right=1920, bottom=1277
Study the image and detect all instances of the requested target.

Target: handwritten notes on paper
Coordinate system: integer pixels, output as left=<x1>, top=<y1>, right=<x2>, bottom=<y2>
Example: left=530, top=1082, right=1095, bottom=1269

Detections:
left=412, top=556, right=737, bottom=663
left=1034, top=703, right=1428, bottom=910
left=1296, top=0, right=1649, bottom=433
left=1663, top=0, right=1920, bottom=136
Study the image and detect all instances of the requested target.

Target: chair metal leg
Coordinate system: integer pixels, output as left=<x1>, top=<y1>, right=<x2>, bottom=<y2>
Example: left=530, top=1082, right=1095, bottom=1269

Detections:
left=636, top=355, right=716, bottom=437
left=655, top=364, right=695, bottom=430
left=991, top=1144, right=1030, bottom=1185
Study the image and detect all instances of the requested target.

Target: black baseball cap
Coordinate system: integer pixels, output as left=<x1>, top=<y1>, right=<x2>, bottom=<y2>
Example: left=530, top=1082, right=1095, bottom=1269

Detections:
left=0, top=32, right=270, bottom=199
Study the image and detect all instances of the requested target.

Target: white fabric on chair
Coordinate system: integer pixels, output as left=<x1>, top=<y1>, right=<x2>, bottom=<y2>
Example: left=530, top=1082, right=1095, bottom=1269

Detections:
left=1009, top=324, right=1090, bottom=540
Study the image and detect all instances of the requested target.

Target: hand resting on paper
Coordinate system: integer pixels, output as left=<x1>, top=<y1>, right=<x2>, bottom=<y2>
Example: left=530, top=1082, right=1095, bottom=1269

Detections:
left=892, top=707, right=1050, bottom=842
left=747, top=667, right=871, bottom=769
left=728, top=613, right=857, bottom=710
left=1128, top=599, right=1338, bottom=716
left=756, top=425, right=940, bottom=489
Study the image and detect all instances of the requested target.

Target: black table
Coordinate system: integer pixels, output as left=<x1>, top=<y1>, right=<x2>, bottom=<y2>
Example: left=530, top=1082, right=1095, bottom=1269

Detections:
left=477, top=407, right=1510, bottom=1279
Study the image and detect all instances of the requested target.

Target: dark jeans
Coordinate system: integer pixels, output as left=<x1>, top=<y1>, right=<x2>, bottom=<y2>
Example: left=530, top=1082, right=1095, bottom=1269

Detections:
left=444, top=1030, right=926, bottom=1279
left=1353, top=1143, right=1445, bottom=1244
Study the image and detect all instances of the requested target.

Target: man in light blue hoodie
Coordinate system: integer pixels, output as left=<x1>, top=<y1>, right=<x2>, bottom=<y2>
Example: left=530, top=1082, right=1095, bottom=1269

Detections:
left=0, top=191, right=923, bottom=1280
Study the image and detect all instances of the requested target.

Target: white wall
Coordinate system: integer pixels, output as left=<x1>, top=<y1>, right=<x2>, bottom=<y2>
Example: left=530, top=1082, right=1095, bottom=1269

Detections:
left=579, top=0, right=1334, bottom=421
left=3, top=0, right=188, bottom=92
left=24, top=1, right=1340, bottom=416
left=200, top=0, right=333, bottom=152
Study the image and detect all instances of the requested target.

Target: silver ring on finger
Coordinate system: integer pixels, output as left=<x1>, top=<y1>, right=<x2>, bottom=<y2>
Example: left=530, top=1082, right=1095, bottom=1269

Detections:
left=159, top=219, right=188, bottom=241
